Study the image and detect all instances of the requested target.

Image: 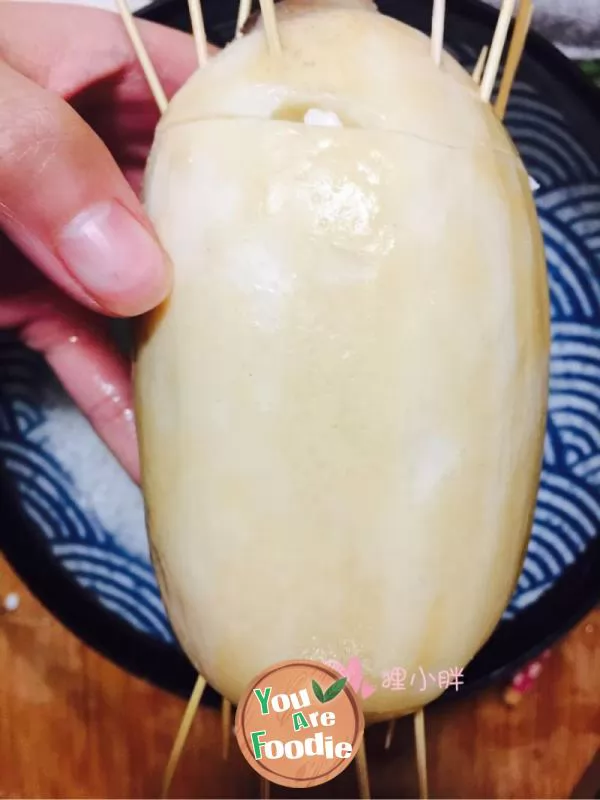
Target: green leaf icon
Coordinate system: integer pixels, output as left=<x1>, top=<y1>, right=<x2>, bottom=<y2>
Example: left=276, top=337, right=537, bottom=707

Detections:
left=312, top=680, right=325, bottom=703
left=323, top=677, right=347, bottom=703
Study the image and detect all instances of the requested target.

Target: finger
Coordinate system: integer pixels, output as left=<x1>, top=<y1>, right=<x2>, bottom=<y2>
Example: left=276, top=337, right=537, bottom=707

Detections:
left=0, top=2, right=218, bottom=101
left=0, top=60, right=171, bottom=318
left=0, top=290, right=140, bottom=483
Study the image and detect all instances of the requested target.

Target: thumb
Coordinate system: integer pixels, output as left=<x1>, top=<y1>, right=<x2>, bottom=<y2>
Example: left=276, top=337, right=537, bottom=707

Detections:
left=0, top=60, right=170, bottom=317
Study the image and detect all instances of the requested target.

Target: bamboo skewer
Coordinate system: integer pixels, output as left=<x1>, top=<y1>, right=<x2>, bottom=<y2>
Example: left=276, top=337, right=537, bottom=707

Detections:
left=258, top=0, right=282, bottom=55
left=494, top=0, right=534, bottom=119
left=221, top=698, right=232, bottom=759
left=414, top=709, right=428, bottom=800
left=472, top=45, right=489, bottom=84
left=161, top=674, right=207, bottom=798
left=384, top=719, right=396, bottom=750
left=480, top=0, right=517, bottom=103
left=114, top=0, right=168, bottom=113
left=431, top=0, right=446, bottom=67
left=355, top=740, right=371, bottom=799
left=187, top=0, right=209, bottom=67
left=236, top=0, right=252, bottom=36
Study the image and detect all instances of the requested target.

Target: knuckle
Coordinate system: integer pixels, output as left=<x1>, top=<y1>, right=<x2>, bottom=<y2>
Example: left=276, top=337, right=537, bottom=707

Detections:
left=0, top=98, right=59, bottom=166
left=0, top=69, right=64, bottom=208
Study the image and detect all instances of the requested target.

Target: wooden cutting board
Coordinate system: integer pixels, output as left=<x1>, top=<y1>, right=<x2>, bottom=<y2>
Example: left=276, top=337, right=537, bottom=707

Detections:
left=0, top=554, right=597, bottom=799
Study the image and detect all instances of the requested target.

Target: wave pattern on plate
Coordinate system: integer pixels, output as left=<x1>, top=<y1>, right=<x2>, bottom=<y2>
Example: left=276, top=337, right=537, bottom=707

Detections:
left=0, top=338, right=175, bottom=642
left=0, top=51, right=599, bottom=640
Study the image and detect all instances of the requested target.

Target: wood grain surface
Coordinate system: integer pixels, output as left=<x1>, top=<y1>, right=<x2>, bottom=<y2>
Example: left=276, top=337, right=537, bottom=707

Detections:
left=0, top=554, right=597, bottom=799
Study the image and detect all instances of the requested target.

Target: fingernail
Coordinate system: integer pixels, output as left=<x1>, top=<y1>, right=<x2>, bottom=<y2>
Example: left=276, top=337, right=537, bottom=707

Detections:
left=57, top=201, right=171, bottom=315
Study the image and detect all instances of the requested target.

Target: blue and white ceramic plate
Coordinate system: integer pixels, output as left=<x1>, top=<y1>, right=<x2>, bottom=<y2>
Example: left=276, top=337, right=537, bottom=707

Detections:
left=0, top=0, right=599, bottom=704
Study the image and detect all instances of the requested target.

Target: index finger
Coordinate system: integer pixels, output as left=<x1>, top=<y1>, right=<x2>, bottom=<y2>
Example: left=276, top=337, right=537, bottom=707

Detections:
left=0, top=1, right=216, bottom=102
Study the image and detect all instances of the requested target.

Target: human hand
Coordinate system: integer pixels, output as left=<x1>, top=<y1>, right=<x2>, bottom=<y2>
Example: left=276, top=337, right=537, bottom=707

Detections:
left=0, top=2, right=217, bottom=483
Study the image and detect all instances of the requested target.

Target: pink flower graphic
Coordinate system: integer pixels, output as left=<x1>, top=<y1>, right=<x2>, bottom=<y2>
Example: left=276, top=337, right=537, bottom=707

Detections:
left=323, top=656, right=376, bottom=700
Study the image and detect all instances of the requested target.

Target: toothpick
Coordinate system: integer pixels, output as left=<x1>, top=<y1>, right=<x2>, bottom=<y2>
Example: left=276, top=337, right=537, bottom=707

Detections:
left=431, top=0, right=446, bottom=67
left=494, top=0, right=534, bottom=119
left=258, top=0, right=282, bottom=55
left=260, top=778, right=270, bottom=799
left=472, top=45, right=489, bottom=84
left=114, top=0, right=168, bottom=113
left=355, top=740, right=371, bottom=799
left=236, top=0, right=252, bottom=37
left=221, top=698, right=232, bottom=760
left=414, top=709, right=428, bottom=800
left=187, top=0, right=208, bottom=67
left=480, top=0, right=517, bottom=103
left=161, top=674, right=207, bottom=798
left=384, top=719, right=396, bottom=750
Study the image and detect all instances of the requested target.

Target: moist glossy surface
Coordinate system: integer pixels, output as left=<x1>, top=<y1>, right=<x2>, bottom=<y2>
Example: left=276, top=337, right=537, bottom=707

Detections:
left=135, top=7, right=550, bottom=720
